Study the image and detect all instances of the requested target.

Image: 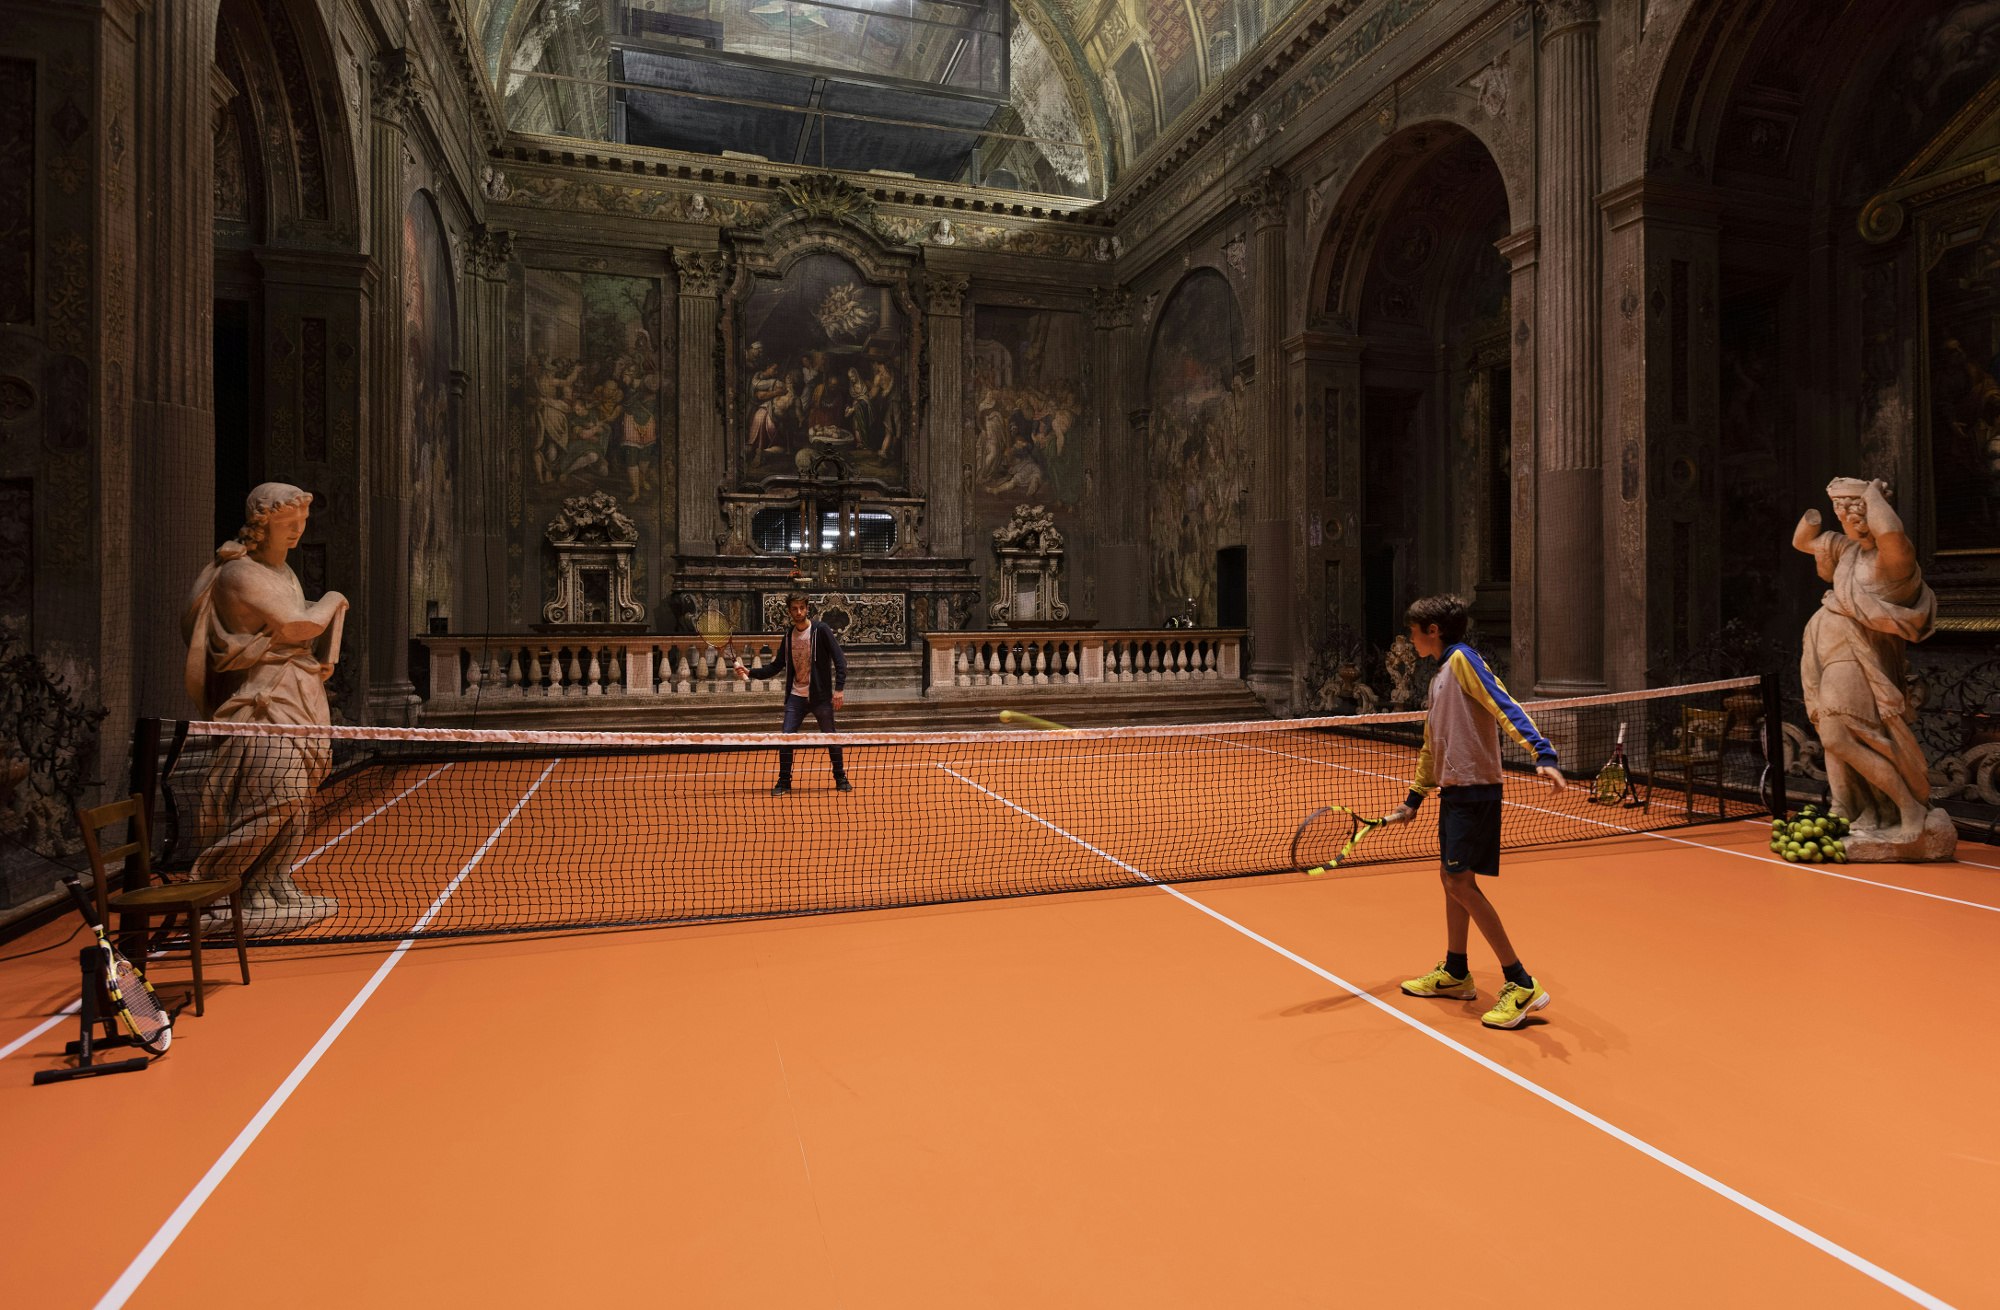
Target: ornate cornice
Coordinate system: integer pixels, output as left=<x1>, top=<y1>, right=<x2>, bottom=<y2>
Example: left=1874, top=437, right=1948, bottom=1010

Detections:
left=1536, top=0, right=1597, bottom=34
left=673, top=249, right=728, bottom=298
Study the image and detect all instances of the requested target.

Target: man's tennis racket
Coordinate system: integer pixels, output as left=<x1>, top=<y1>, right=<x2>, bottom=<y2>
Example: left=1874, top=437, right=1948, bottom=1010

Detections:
left=998, top=710, right=1071, bottom=731
left=61, top=877, right=172, bottom=1055
left=694, top=603, right=742, bottom=672
left=1290, top=804, right=1385, bottom=875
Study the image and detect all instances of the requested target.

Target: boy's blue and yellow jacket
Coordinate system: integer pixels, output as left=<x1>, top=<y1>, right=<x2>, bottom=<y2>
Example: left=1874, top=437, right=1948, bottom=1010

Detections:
left=1405, top=644, right=1559, bottom=812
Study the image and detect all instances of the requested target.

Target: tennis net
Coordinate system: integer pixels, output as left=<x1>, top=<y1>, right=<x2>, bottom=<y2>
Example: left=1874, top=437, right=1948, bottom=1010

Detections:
left=146, top=675, right=1777, bottom=943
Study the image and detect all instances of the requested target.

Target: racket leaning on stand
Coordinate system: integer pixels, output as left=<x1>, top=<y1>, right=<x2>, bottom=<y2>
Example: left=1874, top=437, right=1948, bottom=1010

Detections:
left=1290, top=804, right=1386, bottom=876
left=1589, top=721, right=1646, bottom=809
left=33, top=877, right=172, bottom=1085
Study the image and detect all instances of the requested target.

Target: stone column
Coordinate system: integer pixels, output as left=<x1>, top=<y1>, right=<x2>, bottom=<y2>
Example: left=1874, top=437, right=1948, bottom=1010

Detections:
left=1241, top=168, right=1293, bottom=700
left=1092, top=287, right=1141, bottom=626
left=673, top=248, right=726, bottom=555
left=131, top=0, right=222, bottom=716
left=1531, top=0, right=1604, bottom=695
left=924, top=273, right=970, bottom=558
left=364, top=53, right=418, bottom=722
left=1497, top=226, right=1541, bottom=691
left=461, top=226, right=514, bottom=630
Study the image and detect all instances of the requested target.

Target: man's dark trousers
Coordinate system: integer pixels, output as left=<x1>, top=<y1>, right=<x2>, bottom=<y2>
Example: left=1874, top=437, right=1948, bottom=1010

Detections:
left=778, top=692, right=847, bottom=785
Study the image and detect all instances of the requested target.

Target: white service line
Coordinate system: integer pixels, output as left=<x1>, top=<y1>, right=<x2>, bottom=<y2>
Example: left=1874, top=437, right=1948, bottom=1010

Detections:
left=0, top=999, right=82, bottom=1063
left=938, top=763, right=1957, bottom=1310
left=93, top=759, right=562, bottom=1310
left=1215, top=733, right=2000, bottom=913
left=291, top=763, right=453, bottom=870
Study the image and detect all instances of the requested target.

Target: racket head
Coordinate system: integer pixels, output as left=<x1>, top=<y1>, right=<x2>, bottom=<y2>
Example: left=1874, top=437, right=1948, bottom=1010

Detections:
left=101, top=944, right=172, bottom=1054
left=693, top=605, right=734, bottom=648
left=1591, top=761, right=1628, bottom=804
left=1291, top=804, right=1378, bottom=873
left=998, top=710, right=1071, bottom=731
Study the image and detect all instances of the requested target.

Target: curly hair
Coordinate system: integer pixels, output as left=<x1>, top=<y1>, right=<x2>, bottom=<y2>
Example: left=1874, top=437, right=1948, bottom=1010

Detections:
left=235, top=483, right=314, bottom=553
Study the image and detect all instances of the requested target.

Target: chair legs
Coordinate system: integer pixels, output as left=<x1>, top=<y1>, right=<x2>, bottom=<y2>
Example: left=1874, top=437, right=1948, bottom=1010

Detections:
left=188, top=917, right=207, bottom=1017
left=229, top=894, right=250, bottom=986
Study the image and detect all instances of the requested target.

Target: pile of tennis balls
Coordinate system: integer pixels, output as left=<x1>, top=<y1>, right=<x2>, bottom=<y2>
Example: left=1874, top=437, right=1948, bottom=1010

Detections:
left=1770, top=805, right=1850, bottom=863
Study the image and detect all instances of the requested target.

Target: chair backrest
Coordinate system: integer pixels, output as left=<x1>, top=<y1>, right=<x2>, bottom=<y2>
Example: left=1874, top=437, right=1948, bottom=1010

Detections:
left=1680, top=707, right=1728, bottom=746
left=72, top=794, right=155, bottom=922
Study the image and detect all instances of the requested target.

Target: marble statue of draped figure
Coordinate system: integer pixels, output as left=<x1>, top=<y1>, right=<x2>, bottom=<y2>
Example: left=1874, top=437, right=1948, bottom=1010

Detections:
left=182, top=482, right=349, bottom=929
left=1792, top=477, right=1955, bottom=860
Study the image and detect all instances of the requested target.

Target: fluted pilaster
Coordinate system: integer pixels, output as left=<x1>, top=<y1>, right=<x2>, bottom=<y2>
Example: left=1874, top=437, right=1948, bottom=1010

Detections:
left=462, top=226, right=514, bottom=628
left=673, top=249, right=726, bottom=554
left=924, top=274, right=970, bottom=558
left=1242, top=169, right=1293, bottom=688
left=365, top=52, right=417, bottom=720
left=1532, top=3, right=1604, bottom=694
left=133, top=0, right=222, bottom=715
left=1092, top=286, right=1142, bottom=626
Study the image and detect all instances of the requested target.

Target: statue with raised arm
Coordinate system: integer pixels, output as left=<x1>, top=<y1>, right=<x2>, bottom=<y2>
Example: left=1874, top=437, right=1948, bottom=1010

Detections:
left=1792, top=477, right=1955, bottom=861
left=182, top=483, right=348, bottom=930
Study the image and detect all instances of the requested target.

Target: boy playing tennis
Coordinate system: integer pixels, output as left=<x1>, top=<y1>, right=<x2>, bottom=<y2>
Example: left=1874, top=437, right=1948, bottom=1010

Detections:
left=1382, top=594, right=1565, bottom=1029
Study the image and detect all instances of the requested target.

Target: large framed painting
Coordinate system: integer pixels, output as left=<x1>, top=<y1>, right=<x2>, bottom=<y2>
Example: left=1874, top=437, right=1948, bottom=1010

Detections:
left=735, top=250, right=912, bottom=488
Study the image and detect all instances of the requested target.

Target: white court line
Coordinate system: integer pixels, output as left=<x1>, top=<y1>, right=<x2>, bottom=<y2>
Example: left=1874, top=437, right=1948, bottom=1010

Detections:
left=938, top=764, right=1956, bottom=1310
left=291, top=764, right=453, bottom=870
left=94, top=759, right=562, bottom=1310
left=1214, top=735, right=2000, bottom=914
left=0, top=999, right=82, bottom=1063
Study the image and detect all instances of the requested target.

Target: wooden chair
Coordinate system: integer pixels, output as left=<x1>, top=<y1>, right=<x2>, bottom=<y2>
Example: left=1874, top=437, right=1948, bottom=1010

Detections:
left=1654, top=707, right=1729, bottom=817
left=74, top=794, right=249, bottom=1016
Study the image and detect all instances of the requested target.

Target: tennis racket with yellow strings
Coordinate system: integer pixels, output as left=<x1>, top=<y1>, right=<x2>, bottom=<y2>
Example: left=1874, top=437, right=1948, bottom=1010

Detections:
left=693, top=602, right=743, bottom=676
left=1290, top=803, right=1386, bottom=876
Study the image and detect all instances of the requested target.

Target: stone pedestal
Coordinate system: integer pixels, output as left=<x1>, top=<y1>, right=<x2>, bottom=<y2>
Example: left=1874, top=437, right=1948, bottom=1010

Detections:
left=1844, top=808, right=1958, bottom=863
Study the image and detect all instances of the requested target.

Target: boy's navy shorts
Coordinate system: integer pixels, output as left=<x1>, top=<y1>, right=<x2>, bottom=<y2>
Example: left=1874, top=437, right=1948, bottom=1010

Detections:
left=1439, top=783, right=1503, bottom=877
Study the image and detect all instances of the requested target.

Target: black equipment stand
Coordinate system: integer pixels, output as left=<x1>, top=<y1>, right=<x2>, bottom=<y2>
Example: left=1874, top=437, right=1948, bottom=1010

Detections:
left=32, top=946, right=149, bottom=1085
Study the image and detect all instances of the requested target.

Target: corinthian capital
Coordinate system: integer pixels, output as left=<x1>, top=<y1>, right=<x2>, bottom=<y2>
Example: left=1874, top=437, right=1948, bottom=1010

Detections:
left=925, top=274, right=970, bottom=316
left=467, top=226, right=516, bottom=278
left=370, top=52, right=420, bottom=123
left=673, top=249, right=728, bottom=298
left=1239, top=168, right=1291, bottom=230
left=1537, top=0, right=1597, bottom=30
left=1091, top=286, right=1133, bottom=330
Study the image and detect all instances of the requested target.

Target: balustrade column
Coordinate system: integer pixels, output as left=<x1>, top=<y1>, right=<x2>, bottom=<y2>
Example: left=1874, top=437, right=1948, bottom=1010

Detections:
left=1242, top=169, right=1293, bottom=699
left=674, top=249, right=726, bottom=554
left=1531, top=1, right=1606, bottom=695
left=924, top=274, right=970, bottom=559
left=365, top=53, right=419, bottom=723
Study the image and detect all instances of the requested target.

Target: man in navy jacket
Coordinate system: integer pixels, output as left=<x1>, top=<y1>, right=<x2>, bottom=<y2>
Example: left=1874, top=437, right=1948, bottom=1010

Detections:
left=738, top=592, right=851, bottom=796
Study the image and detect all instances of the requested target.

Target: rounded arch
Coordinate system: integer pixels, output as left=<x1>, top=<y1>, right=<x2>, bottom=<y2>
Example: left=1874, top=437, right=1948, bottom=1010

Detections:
left=1307, top=122, right=1513, bottom=332
left=214, top=0, right=361, bottom=243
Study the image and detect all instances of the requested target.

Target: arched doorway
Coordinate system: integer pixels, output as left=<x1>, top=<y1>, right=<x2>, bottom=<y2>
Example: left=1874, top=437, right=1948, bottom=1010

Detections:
left=1310, top=125, right=1513, bottom=666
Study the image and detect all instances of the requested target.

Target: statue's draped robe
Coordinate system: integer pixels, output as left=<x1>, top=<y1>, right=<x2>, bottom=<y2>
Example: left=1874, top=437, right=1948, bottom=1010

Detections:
left=182, top=548, right=334, bottom=905
left=1801, top=531, right=1936, bottom=811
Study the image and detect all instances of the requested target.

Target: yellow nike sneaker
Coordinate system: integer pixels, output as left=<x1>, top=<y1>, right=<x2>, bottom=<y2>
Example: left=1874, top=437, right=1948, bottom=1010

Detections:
left=1400, top=962, right=1477, bottom=1000
left=1481, top=979, right=1550, bottom=1029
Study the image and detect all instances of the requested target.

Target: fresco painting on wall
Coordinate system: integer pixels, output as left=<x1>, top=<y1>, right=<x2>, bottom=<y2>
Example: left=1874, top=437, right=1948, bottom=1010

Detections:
left=738, top=252, right=909, bottom=487
left=1928, top=205, right=2000, bottom=551
left=1146, top=270, right=1247, bottom=627
left=520, top=269, right=668, bottom=506
left=972, top=306, right=1089, bottom=511
left=404, top=195, right=456, bottom=632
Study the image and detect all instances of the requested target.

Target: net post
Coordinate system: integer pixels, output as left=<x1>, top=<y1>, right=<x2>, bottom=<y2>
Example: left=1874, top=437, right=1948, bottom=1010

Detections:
left=1760, top=671, right=1785, bottom=818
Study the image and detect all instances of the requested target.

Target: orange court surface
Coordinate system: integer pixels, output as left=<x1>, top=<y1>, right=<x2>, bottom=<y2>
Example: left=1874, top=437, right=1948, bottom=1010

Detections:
left=3, top=763, right=1998, bottom=1309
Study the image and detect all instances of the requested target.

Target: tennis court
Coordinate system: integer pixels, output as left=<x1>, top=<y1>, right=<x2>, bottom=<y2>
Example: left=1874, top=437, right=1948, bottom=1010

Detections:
left=3, top=691, right=1997, bottom=1307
